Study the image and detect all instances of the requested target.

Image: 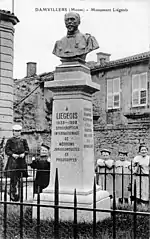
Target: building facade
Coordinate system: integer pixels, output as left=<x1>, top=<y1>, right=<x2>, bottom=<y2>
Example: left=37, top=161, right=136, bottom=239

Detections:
left=91, top=51, right=150, bottom=160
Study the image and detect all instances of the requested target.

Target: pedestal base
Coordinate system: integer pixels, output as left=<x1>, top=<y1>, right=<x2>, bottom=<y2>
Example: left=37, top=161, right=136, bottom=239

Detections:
left=32, top=187, right=110, bottom=222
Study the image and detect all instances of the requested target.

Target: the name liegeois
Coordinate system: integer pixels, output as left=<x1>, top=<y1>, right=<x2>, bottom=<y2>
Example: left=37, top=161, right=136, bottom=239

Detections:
left=56, top=112, right=78, bottom=120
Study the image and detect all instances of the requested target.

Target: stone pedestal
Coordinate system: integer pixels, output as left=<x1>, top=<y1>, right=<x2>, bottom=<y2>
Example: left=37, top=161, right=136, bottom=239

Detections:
left=33, top=62, right=110, bottom=222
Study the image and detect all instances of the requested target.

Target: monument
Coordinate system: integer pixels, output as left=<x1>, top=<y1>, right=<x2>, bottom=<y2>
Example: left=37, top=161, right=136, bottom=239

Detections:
left=34, top=12, right=110, bottom=222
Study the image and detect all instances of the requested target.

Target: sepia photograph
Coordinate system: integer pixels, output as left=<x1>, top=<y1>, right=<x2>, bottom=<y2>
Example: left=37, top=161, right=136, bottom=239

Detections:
left=0, top=0, right=150, bottom=238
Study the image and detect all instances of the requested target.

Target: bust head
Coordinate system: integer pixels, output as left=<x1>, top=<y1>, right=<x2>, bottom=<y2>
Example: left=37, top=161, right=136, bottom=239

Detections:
left=52, top=12, right=99, bottom=61
left=64, top=12, right=80, bottom=35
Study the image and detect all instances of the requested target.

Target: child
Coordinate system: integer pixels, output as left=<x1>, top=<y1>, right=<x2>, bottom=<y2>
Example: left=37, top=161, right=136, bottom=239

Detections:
left=30, top=143, right=50, bottom=194
left=95, top=149, right=114, bottom=198
left=115, top=150, right=131, bottom=204
left=131, top=144, right=149, bottom=205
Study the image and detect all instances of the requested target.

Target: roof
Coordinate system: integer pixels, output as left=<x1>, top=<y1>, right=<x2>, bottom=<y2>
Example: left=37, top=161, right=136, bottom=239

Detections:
left=14, top=51, right=150, bottom=83
left=90, top=51, right=150, bottom=73
left=14, top=71, right=54, bottom=84
left=0, top=9, right=19, bottom=25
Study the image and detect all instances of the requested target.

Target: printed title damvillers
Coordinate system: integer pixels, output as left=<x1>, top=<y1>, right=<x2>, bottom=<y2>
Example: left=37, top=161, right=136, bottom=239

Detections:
left=34, top=8, right=85, bottom=12
left=35, top=8, right=68, bottom=12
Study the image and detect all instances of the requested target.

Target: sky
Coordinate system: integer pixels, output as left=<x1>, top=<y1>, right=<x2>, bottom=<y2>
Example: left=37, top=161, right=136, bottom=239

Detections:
left=0, top=0, right=150, bottom=79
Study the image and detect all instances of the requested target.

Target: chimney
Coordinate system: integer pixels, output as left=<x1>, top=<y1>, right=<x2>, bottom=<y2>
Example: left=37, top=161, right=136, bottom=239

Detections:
left=26, top=62, right=37, bottom=77
left=96, top=52, right=111, bottom=64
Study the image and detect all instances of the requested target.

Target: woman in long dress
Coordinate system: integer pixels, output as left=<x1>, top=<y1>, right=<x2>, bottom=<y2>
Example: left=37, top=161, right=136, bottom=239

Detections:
left=115, top=150, right=131, bottom=204
left=132, top=144, right=150, bottom=204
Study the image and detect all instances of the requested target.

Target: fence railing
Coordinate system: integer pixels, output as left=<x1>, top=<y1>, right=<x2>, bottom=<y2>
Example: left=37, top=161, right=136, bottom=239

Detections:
left=95, top=162, right=150, bottom=204
left=0, top=163, right=148, bottom=203
left=0, top=166, right=149, bottom=239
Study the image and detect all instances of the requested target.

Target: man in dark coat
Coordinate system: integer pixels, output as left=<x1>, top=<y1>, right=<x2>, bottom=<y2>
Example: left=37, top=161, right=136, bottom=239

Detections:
left=29, top=143, right=50, bottom=194
left=5, top=124, right=29, bottom=201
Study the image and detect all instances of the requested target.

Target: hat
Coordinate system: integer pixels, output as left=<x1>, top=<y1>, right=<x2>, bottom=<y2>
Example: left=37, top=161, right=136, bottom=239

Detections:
left=138, top=143, right=148, bottom=152
left=118, top=150, right=128, bottom=156
left=41, top=143, right=50, bottom=150
left=100, top=148, right=111, bottom=154
left=12, top=124, right=22, bottom=131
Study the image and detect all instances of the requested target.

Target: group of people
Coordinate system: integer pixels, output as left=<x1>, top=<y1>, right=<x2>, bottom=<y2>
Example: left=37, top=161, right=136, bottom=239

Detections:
left=95, top=145, right=150, bottom=204
left=2, top=124, right=150, bottom=205
left=4, top=124, right=50, bottom=201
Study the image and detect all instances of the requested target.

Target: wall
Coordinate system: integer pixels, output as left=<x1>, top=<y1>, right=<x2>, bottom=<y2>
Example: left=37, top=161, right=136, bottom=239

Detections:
left=94, top=125, right=150, bottom=162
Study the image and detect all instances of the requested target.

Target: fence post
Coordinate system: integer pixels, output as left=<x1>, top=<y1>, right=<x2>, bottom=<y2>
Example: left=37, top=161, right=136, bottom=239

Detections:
left=112, top=165, right=116, bottom=239
left=93, top=176, right=96, bottom=239
left=139, top=166, right=142, bottom=201
left=33, top=169, right=35, bottom=198
left=25, top=175, right=28, bottom=200
left=20, top=172, right=24, bottom=239
left=149, top=163, right=150, bottom=203
left=4, top=177, right=7, bottom=239
left=36, top=186, right=41, bottom=239
left=130, top=161, right=133, bottom=204
left=148, top=162, right=150, bottom=233
left=0, top=170, right=3, bottom=201
left=73, top=189, right=77, bottom=239
left=121, top=166, right=124, bottom=203
left=54, top=168, right=59, bottom=239
left=9, top=171, right=11, bottom=201
left=104, top=166, right=107, bottom=190
left=133, top=180, right=137, bottom=239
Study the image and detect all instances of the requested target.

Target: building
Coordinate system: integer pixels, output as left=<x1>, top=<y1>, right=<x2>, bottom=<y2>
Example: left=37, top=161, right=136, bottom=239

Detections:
left=0, top=10, right=19, bottom=141
left=13, top=62, right=53, bottom=156
left=13, top=51, right=150, bottom=160
left=91, top=51, right=150, bottom=160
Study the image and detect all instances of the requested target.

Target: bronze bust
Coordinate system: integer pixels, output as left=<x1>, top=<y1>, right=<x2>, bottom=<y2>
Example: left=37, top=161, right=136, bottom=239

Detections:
left=52, top=12, right=99, bottom=62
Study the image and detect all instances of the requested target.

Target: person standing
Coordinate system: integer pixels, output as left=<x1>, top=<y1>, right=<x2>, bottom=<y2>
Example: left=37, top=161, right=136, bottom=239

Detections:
left=132, top=144, right=150, bottom=204
left=29, top=143, right=50, bottom=194
left=95, top=149, right=114, bottom=198
left=115, top=150, right=131, bottom=204
left=5, top=125, right=29, bottom=201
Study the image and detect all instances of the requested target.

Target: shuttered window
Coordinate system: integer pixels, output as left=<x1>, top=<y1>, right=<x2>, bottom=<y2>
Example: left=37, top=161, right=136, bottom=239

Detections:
left=107, top=78, right=120, bottom=109
left=132, top=73, right=147, bottom=107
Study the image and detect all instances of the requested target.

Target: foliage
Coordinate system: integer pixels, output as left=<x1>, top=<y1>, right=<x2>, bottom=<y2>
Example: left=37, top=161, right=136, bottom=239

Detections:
left=0, top=204, right=149, bottom=239
left=45, top=98, right=53, bottom=128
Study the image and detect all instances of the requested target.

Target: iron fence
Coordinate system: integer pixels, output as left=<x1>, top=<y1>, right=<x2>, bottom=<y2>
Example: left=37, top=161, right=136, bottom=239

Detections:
left=95, top=162, right=150, bottom=204
left=0, top=166, right=149, bottom=239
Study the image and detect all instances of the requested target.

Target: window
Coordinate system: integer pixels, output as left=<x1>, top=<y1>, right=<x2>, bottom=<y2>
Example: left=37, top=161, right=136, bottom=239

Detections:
left=132, top=73, right=147, bottom=107
left=107, top=78, right=120, bottom=109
